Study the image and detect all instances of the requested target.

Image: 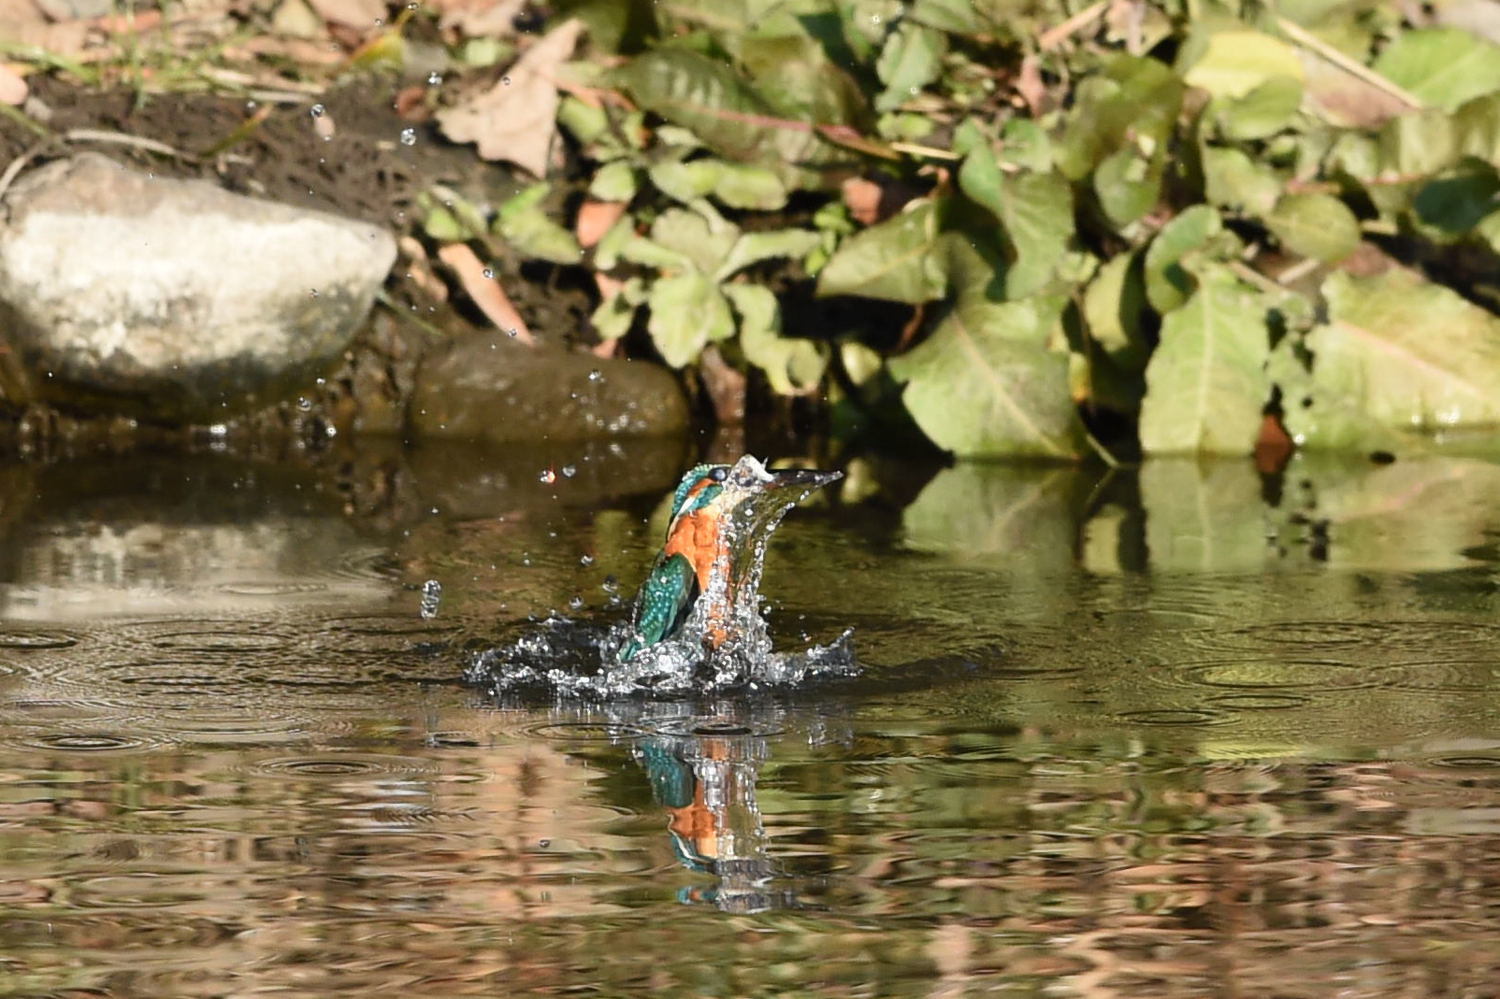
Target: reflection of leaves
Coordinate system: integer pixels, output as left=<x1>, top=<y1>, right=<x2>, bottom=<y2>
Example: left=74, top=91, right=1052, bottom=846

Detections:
left=1292, top=454, right=1500, bottom=571
left=1139, top=266, right=1271, bottom=456
left=889, top=298, right=1085, bottom=459
left=903, top=463, right=1080, bottom=559
left=1284, top=270, right=1500, bottom=451
left=1140, top=459, right=1270, bottom=571
left=815, top=199, right=948, bottom=303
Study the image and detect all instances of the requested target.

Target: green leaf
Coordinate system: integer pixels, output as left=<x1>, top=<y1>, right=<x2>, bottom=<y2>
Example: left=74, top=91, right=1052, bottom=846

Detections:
left=649, top=159, right=724, bottom=203
left=620, top=235, right=693, bottom=271
left=712, top=162, right=788, bottom=209
left=1143, top=205, right=1224, bottom=313
left=497, top=210, right=583, bottom=264
left=649, top=207, right=738, bottom=273
left=738, top=30, right=873, bottom=131
left=888, top=298, right=1085, bottom=459
left=725, top=284, right=827, bottom=395
left=960, top=155, right=1075, bottom=299
left=1138, top=266, right=1271, bottom=456
left=647, top=273, right=734, bottom=367
left=1283, top=270, right=1500, bottom=450
left=1094, top=147, right=1161, bottom=229
left=1179, top=29, right=1305, bottom=99
left=1210, top=74, right=1303, bottom=141
left=815, top=199, right=948, bottom=303
left=1202, top=145, right=1282, bottom=216
left=715, top=228, right=821, bottom=281
left=1082, top=251, right=1149, bottom=370
left=1411, top=159, right=1500, bottom=242
left=1373, top=28, right=1500, bottom=112
left=1265, top=192, right=1361, bottom=263
left=589, top=160, right=639, bottom=201
left=557, top=95, right=608, bottom=143
left=591, top=280, right=640, bottom=340
left=875, top=22, right=946, bottom=111
left=909, top=0, right=985, bottom=34
left=999, top=118, right=1053, bottom=172
left=594, top=213, right=636, bottom=270
left=1057, top=55, right=1184, bottom=181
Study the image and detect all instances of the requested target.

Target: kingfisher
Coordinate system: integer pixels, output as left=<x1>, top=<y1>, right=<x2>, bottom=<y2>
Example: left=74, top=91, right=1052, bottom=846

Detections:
left=619, top=455, right=840, bottom=662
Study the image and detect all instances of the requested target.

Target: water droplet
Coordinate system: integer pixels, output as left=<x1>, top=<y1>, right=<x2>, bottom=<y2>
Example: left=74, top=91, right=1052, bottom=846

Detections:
left=310, top=103, right=325, bottom=117
left=505, top=327, right=518, bottom=338
left=538, top=467, right=557, bottom=484
left=419, top=579, right=442, bottom=620
left=501, top=75, right=512, bottom=86
left=871, top=14, right=881, bottom=24
left=309, top=288, right=319, bottom=298
left=601, top=575, right=618, bottom=593
left=587, top=369, right=602, bottom=382
left=399, top=127, right=416, bottom=146
left=427, top=71, right=442, bottom=85
left=482, top=267, right=494, bottom=279
left=296, top=397, right=312, bottom=411
left=579, top=554, right=594, bottom=567
left=568, top=596, right=583, bottom=610
left=561, top=464, right=577, bottom=478
left=245, top=100, right=258, bottom=110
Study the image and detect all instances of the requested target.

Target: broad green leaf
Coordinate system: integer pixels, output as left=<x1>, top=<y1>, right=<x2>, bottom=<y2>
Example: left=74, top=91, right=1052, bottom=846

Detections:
left=1057, top=55, right=1184, bottom=180
left=959, top=150, right=1075, bottom=299
left=1379, top=108, right=1456, bottom=177
left=815, top=199, right=948, bottom=303
left=1143, top=205, right=1224, bottom=313
left=1265, top=192, right=1361, bottom=262
left=619, top=235, right=693, bottom=271
left=1202, top=145, right=1282, bottom=215
left=1138, top=266, right=1271, bottom=456
left=591, top=278, right=644, bottom=340
left=909, top=0, right=985, bottom=34
left=875, top=22, right=946, bottom=111
left=1179, top=30, right=1304, bottom=99
left=1283, top=270, right=1500, bottom=450
left=738, top=30, right=873, bottom=130
left=712, top=162, right=788, bottom=209
left=1455, top=93, right=1500, bottom=162
left=497, top=208, right=583, bottom=264
left=557, top=96, right=607, bottom=143
left=613, top=49, right=849, bottom=186
left=1479, top=209, right=1500, bottom=253
left=1373, top=28, right=1500, bottom=112
left=1411, top=160, right=1500, bottom=242
left=419, top=188, right=486, bottom=242
left=1210, top=74, right=1303, bottom=140
left=888, top=298, right=1085, bottom=459
left=589, top=160, right=639, bottom=201
left=649, top=159, right=724, bottom=203
left=999, top=118, right=1052, bottom=172
left=1082, top=251, right=1149, bottom=370
left=725, top=284, right=827, bottom=395
left=1094, top=147, right=1160, bottom=229
left=715, top=228, right=821, bottom=281
left=1140, top=459, right=1271, bottom=571
left=647, top=273, right=733, bottom=367
left=594, top=214, right=636, bottom=270
left=649, top=207, right=738, bottom=273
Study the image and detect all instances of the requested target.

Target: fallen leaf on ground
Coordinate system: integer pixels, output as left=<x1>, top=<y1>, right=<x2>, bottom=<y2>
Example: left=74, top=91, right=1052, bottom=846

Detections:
left=0, top=64, right=26, bottom=107
left=432, top=0, right=524, bottom=37
left=576, top=199, right=627, bottom=248
left=398, top=236, right=448, bottom=302
left=436, top=242, right=535, bottom=344
left=306, top=0, right=383, bottom=31
left=437, top=18, right=583, bottom=177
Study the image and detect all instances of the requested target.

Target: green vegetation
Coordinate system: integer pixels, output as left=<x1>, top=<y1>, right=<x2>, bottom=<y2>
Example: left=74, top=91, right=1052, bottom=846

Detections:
left=429, top=0, right=1500, bottom=459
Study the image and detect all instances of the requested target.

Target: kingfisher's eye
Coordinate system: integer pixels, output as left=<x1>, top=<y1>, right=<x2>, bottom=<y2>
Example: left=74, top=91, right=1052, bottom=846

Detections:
left=709, top=466, right=728, bottom=482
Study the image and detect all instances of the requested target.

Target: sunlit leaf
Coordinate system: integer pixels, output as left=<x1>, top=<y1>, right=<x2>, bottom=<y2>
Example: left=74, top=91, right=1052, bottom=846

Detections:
left=1082, top=251, right=1149, bottom=371
left=712, top=162, right=788, bottom=209
left=815, top=199, right=948, bottom=303
left=1265, top=192, right=1361, bottom=263
left=1201, top=145, right=1282, bottom=215
left=725, top=284, right=827, bottom=395
left=1143, top=205, right=1225, bottom=313
left=889, top=297, right=1085, bottom=459
left=647, top=273, right=733, bottom=366
left=1209, top=74, right=1303, bottom=141
left=715, top=229, right=822, bottom=281
left=875, top=22, right=946, bottom=111
left=959, top=150, right=1074, bottom=299
left=1373, top=27, right=1500, bottom=112
left=1138, top=265, right=1271, bottom=456
left=649, top=207, right=738, bottom=273
left=649, top=159, right=723, bottom=202
left=1283, top=269, right=1500, bottom=450
left=589, top=160, right=639, bottom=201
left=1179, top=29, right=1304, bottom=99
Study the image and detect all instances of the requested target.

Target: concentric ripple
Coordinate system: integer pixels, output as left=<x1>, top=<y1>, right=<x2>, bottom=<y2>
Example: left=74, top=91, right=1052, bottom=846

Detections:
left=239, top=753, right=438, bottom=780
left=1169, top=658, right=1394, bottom=692
left=0, top=629, right=81, bottom=650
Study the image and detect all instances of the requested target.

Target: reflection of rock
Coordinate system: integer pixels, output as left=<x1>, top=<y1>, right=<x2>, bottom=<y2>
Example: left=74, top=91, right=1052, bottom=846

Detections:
left=409, top=332, right=690, bottom=444
left=0, top=154, right=395, bottom=422
left=0, top=456, right=393, bottom=619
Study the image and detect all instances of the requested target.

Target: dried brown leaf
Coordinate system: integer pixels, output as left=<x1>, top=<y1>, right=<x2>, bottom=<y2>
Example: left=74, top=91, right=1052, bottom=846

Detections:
left=436, top=242, right=535, bottom=344
left=0, top=64, right=27, bottom=107
left=398, top=236, right=449, bottom=302
left=436, top=18, right=583, bottom=177
left=433, top=0, right=524, bottom=38
left=575, top=199, right=626, bottom=248
left=305, top=0, right=383, bottom=31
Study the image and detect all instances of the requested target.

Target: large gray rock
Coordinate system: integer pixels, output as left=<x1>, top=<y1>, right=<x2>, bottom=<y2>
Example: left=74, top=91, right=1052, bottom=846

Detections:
left=0, top=153, right=396, bottom=422
left=410, top=332, right=690, bottom=443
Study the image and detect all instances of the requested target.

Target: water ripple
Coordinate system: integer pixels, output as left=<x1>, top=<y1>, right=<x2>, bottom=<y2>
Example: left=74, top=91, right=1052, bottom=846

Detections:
left=0, top=628, right=82, bottom=650
left=240, top=753, right=438, bottom=780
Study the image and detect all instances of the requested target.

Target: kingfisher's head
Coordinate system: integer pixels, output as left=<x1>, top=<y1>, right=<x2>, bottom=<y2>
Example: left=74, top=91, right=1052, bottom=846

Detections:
left=666, top=457, right=840, bottom=539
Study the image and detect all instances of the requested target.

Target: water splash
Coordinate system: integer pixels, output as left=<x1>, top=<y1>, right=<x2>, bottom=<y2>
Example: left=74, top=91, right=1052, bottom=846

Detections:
left=466, top=456, right=858, bottom=696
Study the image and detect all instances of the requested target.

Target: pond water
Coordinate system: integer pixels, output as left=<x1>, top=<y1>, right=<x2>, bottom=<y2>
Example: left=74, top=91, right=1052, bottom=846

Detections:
left=1, top=440, right=1499, bottom=997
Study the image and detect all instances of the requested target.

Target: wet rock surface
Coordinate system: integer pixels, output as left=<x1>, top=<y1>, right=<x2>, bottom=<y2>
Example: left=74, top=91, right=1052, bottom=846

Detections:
left=410, top=332, right=690, bottom=444
left=0, top=153, right=396, bottom=422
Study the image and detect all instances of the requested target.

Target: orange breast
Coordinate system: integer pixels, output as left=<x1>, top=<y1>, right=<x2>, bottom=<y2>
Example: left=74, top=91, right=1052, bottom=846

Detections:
left=664, top=512, right=728, bottom=592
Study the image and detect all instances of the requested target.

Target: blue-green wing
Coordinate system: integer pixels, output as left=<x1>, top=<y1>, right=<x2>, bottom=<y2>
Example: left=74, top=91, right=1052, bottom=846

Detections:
left=620, top=553, right=696, bottom=661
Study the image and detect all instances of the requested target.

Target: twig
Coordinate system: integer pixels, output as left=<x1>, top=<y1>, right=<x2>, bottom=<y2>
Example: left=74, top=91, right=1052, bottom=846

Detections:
left=0, top=101, right=51, bottom=139
left=0, top=135, right=60, bottom=202
left=1274, top=16, right=1424, bottom=110
left=889, top=141, right=962, bottom=161
left=1039, top=0, right=1109, bottom=50
left=1083, top=427, right=1122, bottom=468
left=64, top=128, right=197, bottom=161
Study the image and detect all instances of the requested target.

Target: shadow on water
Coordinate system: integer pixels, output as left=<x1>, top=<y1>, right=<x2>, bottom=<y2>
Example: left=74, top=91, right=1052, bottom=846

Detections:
left=0, top=442, right=1499, bottom=993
